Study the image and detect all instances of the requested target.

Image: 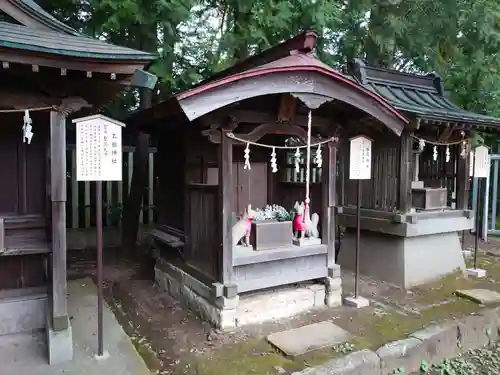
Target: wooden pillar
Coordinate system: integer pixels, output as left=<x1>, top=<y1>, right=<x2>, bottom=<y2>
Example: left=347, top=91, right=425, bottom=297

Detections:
left=398, top=132, right=412, bottom=213
left=50, top=111, right=68, bottom=331
left=456, top=152, right=469, bottom=210
left=322, top=142, right=337, bottom=269
left=219, top=128, right=234, bottom=289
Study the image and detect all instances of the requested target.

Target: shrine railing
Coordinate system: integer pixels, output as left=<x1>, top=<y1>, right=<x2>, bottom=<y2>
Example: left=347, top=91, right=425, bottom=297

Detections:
left=65, top=144, right=157, bottom=229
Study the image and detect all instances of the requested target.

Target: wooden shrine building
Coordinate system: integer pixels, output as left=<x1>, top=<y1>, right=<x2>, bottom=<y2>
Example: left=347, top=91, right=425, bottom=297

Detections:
left=129, top=31, right=409, bottom=329
left=335, top=59, right=500, bottom=287
left=0, top=0, right=155, bottom=364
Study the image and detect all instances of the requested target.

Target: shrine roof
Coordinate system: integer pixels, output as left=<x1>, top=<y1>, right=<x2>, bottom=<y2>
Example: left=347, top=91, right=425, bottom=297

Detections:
left=0, top=21, right=154, bottom=60
left=130, top=31, right=409, bottom=134
left=348, top=59, right=500, bottom=129
left=6, top=0, right=80, bottom=35
left=0, top=0, right=155, bottom=61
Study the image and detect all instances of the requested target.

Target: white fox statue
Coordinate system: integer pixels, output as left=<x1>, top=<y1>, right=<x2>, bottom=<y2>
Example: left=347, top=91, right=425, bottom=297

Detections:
left=232, top=204, right=256, bottom=247
left=293, top=201, right=320, bottom=240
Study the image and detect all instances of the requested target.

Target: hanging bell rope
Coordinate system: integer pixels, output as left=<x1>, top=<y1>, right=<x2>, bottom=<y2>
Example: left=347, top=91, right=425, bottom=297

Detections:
left=304, top=110, right=312, bottom=206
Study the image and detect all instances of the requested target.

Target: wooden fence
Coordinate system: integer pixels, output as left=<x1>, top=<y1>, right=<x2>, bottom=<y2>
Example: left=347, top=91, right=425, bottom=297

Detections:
left=66, top=145, right=157, bottom=229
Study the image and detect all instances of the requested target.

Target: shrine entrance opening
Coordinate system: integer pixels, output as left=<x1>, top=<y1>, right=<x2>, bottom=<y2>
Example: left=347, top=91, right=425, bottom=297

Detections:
left=0, top=114, right=47, bottom=217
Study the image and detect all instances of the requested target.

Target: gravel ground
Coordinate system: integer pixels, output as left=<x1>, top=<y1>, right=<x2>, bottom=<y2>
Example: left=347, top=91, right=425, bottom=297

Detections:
left=415, top=343, right=500, bottom=375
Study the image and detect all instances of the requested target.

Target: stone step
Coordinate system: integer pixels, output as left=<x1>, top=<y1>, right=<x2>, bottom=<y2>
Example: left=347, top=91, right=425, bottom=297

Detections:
left=0, top=287, right=47, bottom=336
left=267, top=321, right=351, bottom=357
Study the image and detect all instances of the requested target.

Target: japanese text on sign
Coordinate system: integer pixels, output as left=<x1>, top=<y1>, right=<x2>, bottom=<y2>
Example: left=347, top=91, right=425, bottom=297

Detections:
left=349, top=136, right=373, bottom=180
left=75, top=116, right=124, bottom=182
left=471, top=145, right=490, bottom=178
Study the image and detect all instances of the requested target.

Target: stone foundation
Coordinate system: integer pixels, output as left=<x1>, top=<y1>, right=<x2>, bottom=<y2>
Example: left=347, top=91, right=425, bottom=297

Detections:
left=339, top=231, right=466, bottom=288
left=45, top=313, right=73, bottom=365
left=155, top=260, right=342, bottom=329
left=0, top=287, right=47, bottom=336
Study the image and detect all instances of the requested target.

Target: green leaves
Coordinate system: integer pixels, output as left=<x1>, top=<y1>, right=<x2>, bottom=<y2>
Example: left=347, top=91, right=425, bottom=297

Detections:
left=37, top=0, right=500, bottom=128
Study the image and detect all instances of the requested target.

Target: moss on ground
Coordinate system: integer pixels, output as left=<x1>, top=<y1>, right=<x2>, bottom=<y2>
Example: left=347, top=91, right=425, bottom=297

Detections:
left=143, top=255, right=500, bottom=375
left=184, top=298, right=483, bottom=375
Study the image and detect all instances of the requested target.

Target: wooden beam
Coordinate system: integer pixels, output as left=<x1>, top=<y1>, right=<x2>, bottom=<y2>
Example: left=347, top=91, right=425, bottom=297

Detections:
left=398, top=131, right=412, bottom=213
left=322, top=141, right=337, bottom=269
left=456, top=152, right=469, bottom=210
left=0, top=49, right=145, bottom=75
left=219, top=125, right=234, bottom=285
left=233, top=122, right=320, bottom=144
left=202, top=109, right=331, bottom=129
left=50, top=110, right=68, bottom=331
left=203, top=121, right=321, bottom=144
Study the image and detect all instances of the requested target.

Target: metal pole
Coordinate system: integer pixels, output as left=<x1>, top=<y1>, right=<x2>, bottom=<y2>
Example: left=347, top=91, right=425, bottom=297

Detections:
left=96, top=180, right=104, bottom=356
left=354, top=179, right=361, bottom=298
left=474, top=177, right=480, bottom=270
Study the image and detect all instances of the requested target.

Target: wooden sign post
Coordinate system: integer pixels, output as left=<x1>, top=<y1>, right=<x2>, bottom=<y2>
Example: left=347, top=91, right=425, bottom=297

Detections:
left=468, top=145, right=490, bottom=278
left=74, top=114, right=125, bottom=357
left=344, top=135, right=372, bottom=309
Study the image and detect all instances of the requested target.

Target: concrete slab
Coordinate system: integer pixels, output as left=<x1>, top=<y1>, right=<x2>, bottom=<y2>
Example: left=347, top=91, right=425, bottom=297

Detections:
left=343, top=296, right=370, bottom=308
left=466, top=268, right=487, bottom=278
left=267, top=321, right=351, bottom=357
left=0, top=278, right=151, bottom=375
left=456, top=289, right=500, bottom=305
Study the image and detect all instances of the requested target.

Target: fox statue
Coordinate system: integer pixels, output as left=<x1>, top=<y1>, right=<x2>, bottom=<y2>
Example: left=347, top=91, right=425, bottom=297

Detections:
left=232, top=204, right=256, bottom=247
left=293, top=201, right=319, bottom=240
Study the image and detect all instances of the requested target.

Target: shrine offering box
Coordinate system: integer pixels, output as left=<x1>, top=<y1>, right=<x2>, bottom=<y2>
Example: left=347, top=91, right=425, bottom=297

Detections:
left=412, top=187, right=447, bottom=211
left=250, top=220, right=292, bottom=250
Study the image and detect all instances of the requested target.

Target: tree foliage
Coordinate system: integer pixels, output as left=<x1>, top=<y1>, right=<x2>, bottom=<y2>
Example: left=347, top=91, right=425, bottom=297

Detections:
left=38, top=0, right=500, bottom=121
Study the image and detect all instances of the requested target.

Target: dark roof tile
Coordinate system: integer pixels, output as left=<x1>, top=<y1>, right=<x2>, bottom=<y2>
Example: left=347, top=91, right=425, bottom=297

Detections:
left=0, top=21, right=155, bottom=60
left=348, top=59, right=500, bottom=128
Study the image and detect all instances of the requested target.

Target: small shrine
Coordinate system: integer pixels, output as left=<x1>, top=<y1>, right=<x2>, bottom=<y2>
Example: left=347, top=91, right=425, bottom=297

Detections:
left=335, top=59, right=500, bottom=288
left=0, top=0, right=155, bottom=365
left=131, top=31, right=409, bottom=329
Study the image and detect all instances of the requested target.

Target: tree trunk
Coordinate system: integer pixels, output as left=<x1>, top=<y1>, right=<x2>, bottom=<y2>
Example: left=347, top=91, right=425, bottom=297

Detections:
left=121, top=89, right=152, bottom=257
left=121, top=19, right=155, bottom=257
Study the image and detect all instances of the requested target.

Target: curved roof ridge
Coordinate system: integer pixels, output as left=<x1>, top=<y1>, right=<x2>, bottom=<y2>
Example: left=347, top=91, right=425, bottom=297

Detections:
left=347, top=59, right=500, bottom=128
left=6, top=0, right=80, bottom=35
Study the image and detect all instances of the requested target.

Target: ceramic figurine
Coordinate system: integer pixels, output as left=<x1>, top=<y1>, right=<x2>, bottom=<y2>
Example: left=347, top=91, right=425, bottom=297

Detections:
left=232, top=204, right=256, bottom=247
left=293, top=201, right=320, bottom=240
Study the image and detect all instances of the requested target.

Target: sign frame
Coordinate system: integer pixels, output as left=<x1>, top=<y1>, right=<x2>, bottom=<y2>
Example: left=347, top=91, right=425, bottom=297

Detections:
left=473, top=145, right=490, bottom=178
left=349, top=135, right=373, bottom=180
left=72, top=114, right=126, bottom=357
left=73, top=114, right=125, bottom=182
